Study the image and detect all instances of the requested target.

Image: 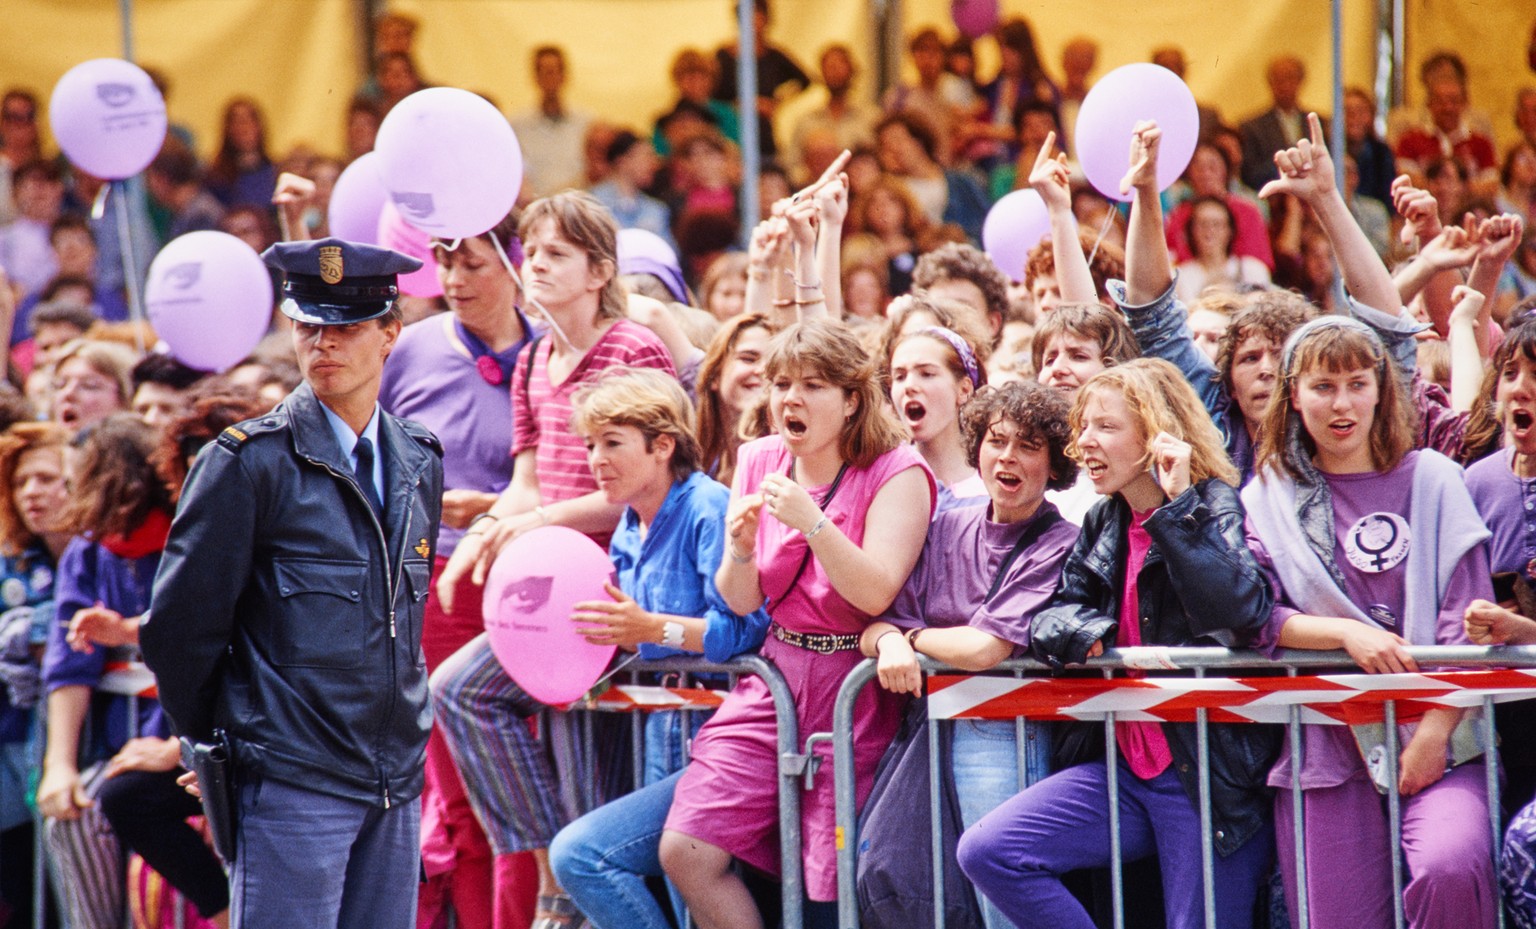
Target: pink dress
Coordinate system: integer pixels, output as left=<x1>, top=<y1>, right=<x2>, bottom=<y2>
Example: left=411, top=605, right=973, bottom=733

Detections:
left=664, top=436, right=934, bottom=901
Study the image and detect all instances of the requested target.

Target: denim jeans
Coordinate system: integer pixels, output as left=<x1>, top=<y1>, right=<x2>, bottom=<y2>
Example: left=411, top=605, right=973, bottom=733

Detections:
left=951, top=719, right=1052, bottom=929
left=552, top=709, right=711, bottom=929
left=550, top=771, right=680, bottom=929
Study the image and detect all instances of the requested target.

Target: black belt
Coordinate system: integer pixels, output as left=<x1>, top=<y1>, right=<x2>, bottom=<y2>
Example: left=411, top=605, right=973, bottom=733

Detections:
left=770, top=623, right=860, bottom=655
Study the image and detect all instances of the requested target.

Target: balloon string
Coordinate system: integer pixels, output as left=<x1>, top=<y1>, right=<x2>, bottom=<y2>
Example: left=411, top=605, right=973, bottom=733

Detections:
left=1085, top=202, right=1117, bottom=273
left=489, top=231, right=575, bottom=353
left=585, top=651, right=642, bottom=695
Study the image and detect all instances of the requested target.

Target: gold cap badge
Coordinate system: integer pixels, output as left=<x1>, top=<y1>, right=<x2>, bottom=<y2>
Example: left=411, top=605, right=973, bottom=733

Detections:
left=415, top=539, right=430, bottom=558
left=318, top=246, right=344, bottom=285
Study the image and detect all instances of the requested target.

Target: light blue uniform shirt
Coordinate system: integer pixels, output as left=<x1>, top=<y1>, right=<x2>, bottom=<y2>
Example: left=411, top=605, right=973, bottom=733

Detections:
left=319, top=401, right=385, bottom=506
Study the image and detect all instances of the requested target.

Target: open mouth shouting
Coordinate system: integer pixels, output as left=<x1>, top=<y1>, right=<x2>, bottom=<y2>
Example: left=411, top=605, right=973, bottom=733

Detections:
left=992, top=469, right=1023, bottom=491
left=1511, top=406, right=1535, bottom=443
left=782, top=413, right=809, bottom=438
left=902, top=399, right=927, bottom=427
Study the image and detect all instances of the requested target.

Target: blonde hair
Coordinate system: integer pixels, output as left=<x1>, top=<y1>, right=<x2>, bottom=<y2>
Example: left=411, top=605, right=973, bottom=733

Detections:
left=519, top=191, right=626, bottom=322
left=1256, top=323, right=1415, bottom=479
left=52, top=338, right=137, bottom=404
left=571, top=368, right=702, bottom=482
left=760, top=319, right=908, bottom=469
left=1070, top=358, right=1239, bottom=487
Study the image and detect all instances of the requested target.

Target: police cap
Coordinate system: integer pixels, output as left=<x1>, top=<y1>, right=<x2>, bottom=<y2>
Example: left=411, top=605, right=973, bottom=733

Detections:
left=261, top=237, right=423, bottom=325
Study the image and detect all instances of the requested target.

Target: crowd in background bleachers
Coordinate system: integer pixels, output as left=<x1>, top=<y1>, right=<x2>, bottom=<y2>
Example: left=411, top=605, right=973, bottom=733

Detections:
left=5, top=4, right=1536, bottom=929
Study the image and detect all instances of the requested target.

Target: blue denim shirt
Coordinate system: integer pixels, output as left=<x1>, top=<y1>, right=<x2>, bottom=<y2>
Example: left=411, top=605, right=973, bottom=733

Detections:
left=611, top=471, right=768, bottom=663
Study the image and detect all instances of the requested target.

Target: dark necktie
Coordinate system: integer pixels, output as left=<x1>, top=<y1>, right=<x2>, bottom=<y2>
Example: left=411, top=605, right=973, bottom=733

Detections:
left=354, top=437, right=384, bottom=518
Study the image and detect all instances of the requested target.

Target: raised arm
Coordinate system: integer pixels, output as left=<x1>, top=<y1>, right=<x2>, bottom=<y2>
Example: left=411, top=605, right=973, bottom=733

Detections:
left=1447, top=284, right=1487, bottom=413
left=1029, top=131, right=1098, bottom=304
left=1260, top=113, right=1402, bottom=316
left=1121, top=121, right=1173, bottom=305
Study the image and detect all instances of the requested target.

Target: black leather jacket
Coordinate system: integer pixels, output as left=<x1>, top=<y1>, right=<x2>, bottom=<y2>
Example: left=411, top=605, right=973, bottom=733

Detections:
left=1031, top=479, right=1281, bottom=857
left=143, top=383, right=443, bottom=807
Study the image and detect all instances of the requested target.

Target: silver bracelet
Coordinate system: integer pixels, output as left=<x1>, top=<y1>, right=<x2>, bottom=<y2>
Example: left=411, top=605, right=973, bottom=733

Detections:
left=804, top=516, right=829, bottom=540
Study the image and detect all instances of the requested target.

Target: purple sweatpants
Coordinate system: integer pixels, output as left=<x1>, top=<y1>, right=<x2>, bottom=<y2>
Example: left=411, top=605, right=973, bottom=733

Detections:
left=1274, top=763, right=1495, bottom=929
left=957, top=760, right=1272, bottom=929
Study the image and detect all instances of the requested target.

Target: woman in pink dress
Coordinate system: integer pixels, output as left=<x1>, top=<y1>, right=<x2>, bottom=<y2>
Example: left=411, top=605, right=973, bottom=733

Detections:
left=660, top=318, right=934, bottom=928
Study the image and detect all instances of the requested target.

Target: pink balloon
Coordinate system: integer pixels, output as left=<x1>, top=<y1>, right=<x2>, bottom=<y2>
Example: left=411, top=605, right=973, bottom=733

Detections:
left=982, top=190, right=1050, bottom=283
left=376, top=201, right=443, bottom=298
left=327, top=152, right=388, bottom=245
left=49, top=59, right=167, bottom=180
left=144, top=231, right=271, bottom=372
left=483, top=526, right=618, bottom=706
left=375, top=87, right=523, bottom=239
left=951, top=0, right=999, bottom=40
left=1074, top=64, right=1199, bottom=203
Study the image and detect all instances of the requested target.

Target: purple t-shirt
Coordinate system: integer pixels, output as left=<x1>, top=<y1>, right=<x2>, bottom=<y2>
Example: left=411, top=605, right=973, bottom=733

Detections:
left=379, top=313, right=533, bottom=556
left=1465, top=448, right=1536, bottom=581
left=880, top=501, right=1077, bottom=650
left=1257, top=452, right=1492, bottom=789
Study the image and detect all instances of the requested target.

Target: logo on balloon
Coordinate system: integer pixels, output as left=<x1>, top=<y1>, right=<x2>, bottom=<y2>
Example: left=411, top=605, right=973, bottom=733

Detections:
left=164, top=262, right=202, bottom=290
left=95, top=83, right=135, bottom=108
left=501, top=575, right=554, bottom=619
left=393, top=192, right=435, bottom=221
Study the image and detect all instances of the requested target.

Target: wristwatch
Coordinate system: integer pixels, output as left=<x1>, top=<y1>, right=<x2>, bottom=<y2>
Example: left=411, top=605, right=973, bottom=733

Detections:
left=661, top=621, right=685, bottom=648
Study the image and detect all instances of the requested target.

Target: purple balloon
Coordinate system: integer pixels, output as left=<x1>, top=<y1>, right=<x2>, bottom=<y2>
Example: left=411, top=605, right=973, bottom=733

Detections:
left=376, top=201, right=444, bottom=299
left=49, top=59, right=167, bottom=180
left=951, top=0, right=999, bottom=40
left=327, top=152, right=388, bottom=245
left=1074, top=64, right=1199, bottom=203
left=982, top=190, right=1050, bottom=284
left=145, top=231, right=271, bottom=372
left=375, top=88, right=523, bottom=239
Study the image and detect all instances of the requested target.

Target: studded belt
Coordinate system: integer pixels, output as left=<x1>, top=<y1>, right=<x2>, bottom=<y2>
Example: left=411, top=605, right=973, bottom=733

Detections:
left=770, top=622, right=861, bottom=655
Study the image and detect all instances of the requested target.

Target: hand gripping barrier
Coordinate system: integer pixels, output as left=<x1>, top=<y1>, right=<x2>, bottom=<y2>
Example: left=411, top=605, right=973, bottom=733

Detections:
left=824, top=645, right=1536, bottom=929
left=66, top=655, right=807, bottom=929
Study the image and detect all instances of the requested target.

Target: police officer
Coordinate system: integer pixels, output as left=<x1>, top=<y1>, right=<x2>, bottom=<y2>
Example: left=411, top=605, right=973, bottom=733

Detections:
left=142, top=238, right=444, bottom=929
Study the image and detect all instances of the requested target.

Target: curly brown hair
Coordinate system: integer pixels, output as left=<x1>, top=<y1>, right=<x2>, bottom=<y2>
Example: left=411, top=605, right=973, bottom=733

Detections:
left=154, top=387, right=269, bottom=501
left=1023, top=230, right=1125, bottom=298
left=65, top=414, right=174, bottom=539
left=912, top=243, right=1011, bottom=328
left=961, top=380, right=1077, bottom=491
left=1214, top=293, right=1316, bottom=401
left=1030, top=303, right=1140, bottom=375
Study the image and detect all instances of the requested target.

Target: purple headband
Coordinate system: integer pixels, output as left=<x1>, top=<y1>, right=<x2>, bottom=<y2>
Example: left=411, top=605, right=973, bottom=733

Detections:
left=918, top=327, right=982, bottom=388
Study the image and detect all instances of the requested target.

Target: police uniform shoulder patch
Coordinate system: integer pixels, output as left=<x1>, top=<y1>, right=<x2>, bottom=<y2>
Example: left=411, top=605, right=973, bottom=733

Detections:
left=216, top=425, right=250, bottom=453
left=215, top=414, right=287, bottom=454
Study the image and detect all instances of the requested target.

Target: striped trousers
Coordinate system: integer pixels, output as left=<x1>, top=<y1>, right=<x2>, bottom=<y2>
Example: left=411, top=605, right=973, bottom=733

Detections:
left=430, top=633, right=572, bottom=854
left=43, top=762, right=123, bottom=929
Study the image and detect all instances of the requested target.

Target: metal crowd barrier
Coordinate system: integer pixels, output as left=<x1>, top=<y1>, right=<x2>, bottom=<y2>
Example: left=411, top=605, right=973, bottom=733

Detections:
left=45, top=654, right=809, bottom=929
left=826, top=645, right=1536, bottom=929
left=562, top=654, right=807, bottom=929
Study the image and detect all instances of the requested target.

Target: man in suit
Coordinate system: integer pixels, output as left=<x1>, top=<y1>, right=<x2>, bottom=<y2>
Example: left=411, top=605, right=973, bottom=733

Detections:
left=144, top=238, right=445, bottom=929
left=1240, top=56, right=1308, bottom=192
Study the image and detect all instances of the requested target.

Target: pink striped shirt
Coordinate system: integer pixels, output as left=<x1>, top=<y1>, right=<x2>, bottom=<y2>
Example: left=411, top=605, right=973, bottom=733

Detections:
left=512, top=320, right=675, bottom=542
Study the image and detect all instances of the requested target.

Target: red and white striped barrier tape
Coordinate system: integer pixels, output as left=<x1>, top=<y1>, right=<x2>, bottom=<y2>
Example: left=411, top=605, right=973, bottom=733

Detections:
left=99, top=660, right=158, bottom=699
left=927, top=668, right=1536, bottom=726
left=573, top=684, right=728, bottom=713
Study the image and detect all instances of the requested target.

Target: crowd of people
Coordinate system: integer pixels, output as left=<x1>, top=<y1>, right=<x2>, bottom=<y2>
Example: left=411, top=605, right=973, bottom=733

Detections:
left=5, top=5, right=1536, bottom=929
